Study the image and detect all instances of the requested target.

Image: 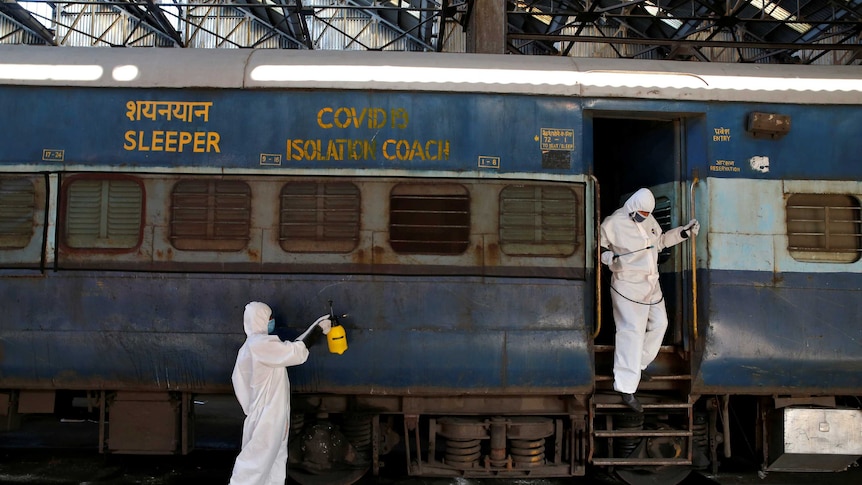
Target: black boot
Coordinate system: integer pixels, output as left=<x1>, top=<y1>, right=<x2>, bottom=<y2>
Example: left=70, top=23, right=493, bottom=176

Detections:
left=620, top=393, right=643, bottom=413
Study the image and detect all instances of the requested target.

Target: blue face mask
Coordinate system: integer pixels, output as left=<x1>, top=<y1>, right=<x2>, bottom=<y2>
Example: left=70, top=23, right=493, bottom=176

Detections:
left=631, top=212, right=647, bottom=223
left=267, top=319, right=275, bottom=334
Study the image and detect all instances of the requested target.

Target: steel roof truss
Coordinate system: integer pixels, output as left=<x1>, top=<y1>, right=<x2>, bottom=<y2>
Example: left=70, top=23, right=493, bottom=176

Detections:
left=0, top=0, right=57, bottom=44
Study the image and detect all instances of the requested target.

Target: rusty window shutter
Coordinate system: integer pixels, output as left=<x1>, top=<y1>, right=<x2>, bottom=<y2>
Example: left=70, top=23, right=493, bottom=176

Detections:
left=500, top=185, right=577, bottom=256
left=389, top=183, right=470, bottom=254
left=0, top=177, right=36, bottom=249
left=170, top=180, right=250, bottom=251
left=65, top=178, right=142, bottom=249
left=787, top=193, right=861, bottom=263
left=279, top=182, right=360, bottom=253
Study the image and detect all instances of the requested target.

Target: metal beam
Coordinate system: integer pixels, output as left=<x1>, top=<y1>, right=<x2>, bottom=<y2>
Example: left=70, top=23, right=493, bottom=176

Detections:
left=0, top=0, right=858, bottom=64
left=0, top=0, right=57, bottom=44
left=509, top=31, right=862, bottom=52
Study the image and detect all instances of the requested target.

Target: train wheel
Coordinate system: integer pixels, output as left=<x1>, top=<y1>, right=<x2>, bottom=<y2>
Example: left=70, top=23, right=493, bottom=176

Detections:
left=288, top=415, right=372, bottom=485
left=611, top=418, right=693, bottom=485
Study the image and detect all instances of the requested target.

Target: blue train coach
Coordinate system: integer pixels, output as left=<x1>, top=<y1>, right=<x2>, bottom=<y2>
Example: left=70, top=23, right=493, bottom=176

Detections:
left=0, top=46, right=860, bottom=485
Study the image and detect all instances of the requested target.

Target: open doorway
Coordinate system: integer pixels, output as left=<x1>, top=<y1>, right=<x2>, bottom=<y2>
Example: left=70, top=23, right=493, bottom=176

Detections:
left=591, top=115, right=685, bottom=347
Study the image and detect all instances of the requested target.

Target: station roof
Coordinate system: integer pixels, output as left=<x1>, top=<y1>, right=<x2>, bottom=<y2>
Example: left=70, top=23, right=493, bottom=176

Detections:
left=0, top=1, right=859, bottom=64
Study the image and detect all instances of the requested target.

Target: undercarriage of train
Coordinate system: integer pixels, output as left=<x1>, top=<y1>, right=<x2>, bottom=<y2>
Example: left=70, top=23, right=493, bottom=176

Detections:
left=286, top=350, right=862, bottom=485
left=286, top=397, right=862, bottom=485
left=2, top=386, right=859, bottom=485
left=286, top=383, right=712, bottom=485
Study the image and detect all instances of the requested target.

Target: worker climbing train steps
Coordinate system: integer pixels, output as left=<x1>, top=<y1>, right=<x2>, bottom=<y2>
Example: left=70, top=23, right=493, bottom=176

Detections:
left=600, top=188, right=700, bottom=413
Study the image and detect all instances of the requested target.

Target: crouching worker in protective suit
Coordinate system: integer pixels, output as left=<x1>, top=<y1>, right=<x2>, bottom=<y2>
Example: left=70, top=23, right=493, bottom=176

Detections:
left=600, top=188, right=699, bottom=413
left=229, top=301, right=331, bottom=485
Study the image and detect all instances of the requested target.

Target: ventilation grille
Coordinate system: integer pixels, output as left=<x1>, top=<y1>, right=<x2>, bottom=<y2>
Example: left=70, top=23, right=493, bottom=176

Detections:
left=389, top=184, right=470, bottom=254
left=170, top=180, right=251, bottom=251
left=787, top=193, right=861, bottom=263
left=65, top=178, right=142, bottom=249
left=500, top=185, right=577, bottom=256
left=0, top=177, right=36, bottom=249
left=279, top=182, right=360, bottom=252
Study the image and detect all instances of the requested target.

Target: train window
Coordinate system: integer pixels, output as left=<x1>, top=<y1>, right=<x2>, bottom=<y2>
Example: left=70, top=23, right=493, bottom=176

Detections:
left=389, top=183, right=470, bottom=254
left=64, top=177, right=143, bottom=249
left=0, top=177, right=36, bottom=249
left=786, top=194, right=861, bottom=263
left=499, top=185, right=577, bottom=256
left=279, top=182, right=360, bottom=252
left=170, top=180, right=251, bottom=251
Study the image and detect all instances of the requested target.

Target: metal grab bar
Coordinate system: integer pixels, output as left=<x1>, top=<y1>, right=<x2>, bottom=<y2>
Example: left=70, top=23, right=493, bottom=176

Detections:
left=591, top=176, right=602, bottom=340
left=690, top=176, right=699, bottom=341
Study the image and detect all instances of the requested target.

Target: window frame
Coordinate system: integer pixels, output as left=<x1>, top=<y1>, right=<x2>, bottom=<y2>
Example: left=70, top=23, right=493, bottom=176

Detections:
left=388, top=183, right=471, bottom=255
left=60, top=174, right=145, bottom=252
left=498, top=184, right=579, bottom=257
left=278, top=181, right=361, bottom=253
left=169, top=179, right=252, bottom=252
left=786, top=193, right=861, bottom=263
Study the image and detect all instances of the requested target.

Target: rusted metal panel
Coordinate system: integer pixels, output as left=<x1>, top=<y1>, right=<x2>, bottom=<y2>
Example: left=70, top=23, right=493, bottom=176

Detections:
left=17, top=390, right=55, bottom=414
left=0, top=175, right=46, bottom=268
left=106, top=392, right=185, bottom=454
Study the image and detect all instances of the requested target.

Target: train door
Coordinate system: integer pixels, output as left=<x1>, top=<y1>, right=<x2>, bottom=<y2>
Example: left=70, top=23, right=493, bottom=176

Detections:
left=590, top=113, right=697, bottom=368
left=588, top=113, right=706, bottom=484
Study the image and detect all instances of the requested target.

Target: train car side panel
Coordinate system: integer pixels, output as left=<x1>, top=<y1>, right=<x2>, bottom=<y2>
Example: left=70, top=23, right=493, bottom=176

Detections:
left=0, top=86, right=585, bottom=176
left=695, top=178, right=862, bottom=393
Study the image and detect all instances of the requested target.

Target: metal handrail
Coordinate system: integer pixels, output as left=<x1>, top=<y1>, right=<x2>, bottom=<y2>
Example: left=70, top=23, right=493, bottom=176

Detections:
left=591, top=175, right=602, bottom=340
left=690, top=176, right=699, bottom=341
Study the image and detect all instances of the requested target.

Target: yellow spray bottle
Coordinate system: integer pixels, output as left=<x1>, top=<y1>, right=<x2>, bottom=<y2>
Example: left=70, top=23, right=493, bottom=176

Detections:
left=327, top=324, right=348, bottom=354
left=326, top=300, right=348, bottom=355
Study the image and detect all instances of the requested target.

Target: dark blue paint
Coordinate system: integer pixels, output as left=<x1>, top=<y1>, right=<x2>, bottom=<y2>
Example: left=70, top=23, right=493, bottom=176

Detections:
left=0, top=86, right=584, bottom=175
left=585, top=98, right=862, bottom=180
left=296, top=328, right=591, bottom=392
left=696, top=270, right=862, bottom=391
left=0, top=272, right=591, bottom=393
left=5, top=87, right=859, bottom=181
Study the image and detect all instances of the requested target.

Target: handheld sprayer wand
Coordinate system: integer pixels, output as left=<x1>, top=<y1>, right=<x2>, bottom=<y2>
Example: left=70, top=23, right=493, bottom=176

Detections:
left=613, top=245, right=655, bottom=260
left=295, top=314, right=331, bottom=342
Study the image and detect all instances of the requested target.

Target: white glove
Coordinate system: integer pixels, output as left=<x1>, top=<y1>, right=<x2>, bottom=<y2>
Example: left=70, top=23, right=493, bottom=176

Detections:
left=318, top=317, right=332, bottom=335
left=682, top=219, right=700, bottom=238
left=600, top=250, right=616, bottom=266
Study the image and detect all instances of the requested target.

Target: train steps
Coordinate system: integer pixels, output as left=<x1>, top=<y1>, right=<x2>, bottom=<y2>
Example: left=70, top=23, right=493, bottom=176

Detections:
left=592, top=344, right=691, bottom=391
left=590, top=345, right=695, bottom=467
left=589, top=393, right=696, bottom=467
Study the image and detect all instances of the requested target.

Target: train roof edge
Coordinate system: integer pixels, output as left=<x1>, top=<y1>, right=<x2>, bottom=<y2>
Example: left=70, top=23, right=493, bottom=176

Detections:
left=1, top=45, right=860, bottom=105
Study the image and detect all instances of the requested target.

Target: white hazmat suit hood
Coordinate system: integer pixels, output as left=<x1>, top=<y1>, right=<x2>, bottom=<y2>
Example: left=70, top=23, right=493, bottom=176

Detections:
left=624, top=187, right=655, bottom=216
left=229, top=301, right=309, bottom=485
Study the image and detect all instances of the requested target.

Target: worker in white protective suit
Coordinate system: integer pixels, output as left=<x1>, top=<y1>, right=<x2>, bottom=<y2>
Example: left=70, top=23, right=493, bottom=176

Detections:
left=600, top=188, right=699, bottom=413
left=229, top=301, right=331, bottom=485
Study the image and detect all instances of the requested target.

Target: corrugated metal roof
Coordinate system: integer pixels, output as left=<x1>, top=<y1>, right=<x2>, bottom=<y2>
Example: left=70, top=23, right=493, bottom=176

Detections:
left=0, top=0, right=859, bottom=64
